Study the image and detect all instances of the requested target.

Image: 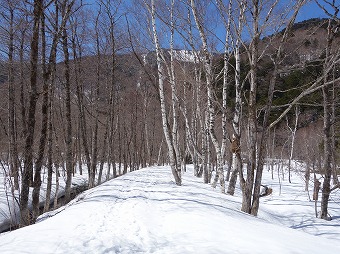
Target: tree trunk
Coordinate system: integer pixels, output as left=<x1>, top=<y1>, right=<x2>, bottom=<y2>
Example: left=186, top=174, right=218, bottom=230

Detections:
left=148, top=0, right=181, bottom=185
left=169, top=0, right=182, bottom=175
left=62, top=12, right=73, bottom=202
left=32, top=12, right=50, bottom=222
left=242, top=0, right=259, bottom=214
left=287, top=106, right=299, bottom=183
left=7, top=6, right=20, bottom=191
left=320, top=16, right=337, bottom=220
left=227, top=2, right=244, bottom=195
left=88, top=11, right=102, bottom=188
left=71, top=24, right=91, bottom=177
left=20, top=0, right=43, bottom=226
left=251, top=1, right=304, bottom=216
left=43, top=86, right=54, bottom=213
left=190, top=0, right=224, bottom=192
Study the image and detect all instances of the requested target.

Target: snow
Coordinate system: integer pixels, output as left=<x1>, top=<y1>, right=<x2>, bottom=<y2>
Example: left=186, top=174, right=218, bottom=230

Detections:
left=0, top=165, right=339, bottom=254
left=0, top=172, right=69, bottom=232
left=0, top=163, right=112, bottom=232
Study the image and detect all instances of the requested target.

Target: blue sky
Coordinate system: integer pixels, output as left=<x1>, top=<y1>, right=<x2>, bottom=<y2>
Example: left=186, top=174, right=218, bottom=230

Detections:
left=64, top=1, right=336, bottom=53
left=85, top=0, right=329, bottom=20
left=297, top=1, right=329, bottom=21
left=83, top=0, right=330, bottom=24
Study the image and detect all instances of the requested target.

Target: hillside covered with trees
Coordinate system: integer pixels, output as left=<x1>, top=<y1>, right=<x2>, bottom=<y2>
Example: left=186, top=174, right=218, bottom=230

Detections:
left=0, top=0, right=339, bottom=232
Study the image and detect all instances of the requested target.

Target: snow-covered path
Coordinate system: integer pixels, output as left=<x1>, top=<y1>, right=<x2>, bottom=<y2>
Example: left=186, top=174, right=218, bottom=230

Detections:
left=0, top=166, right=339, bottom=253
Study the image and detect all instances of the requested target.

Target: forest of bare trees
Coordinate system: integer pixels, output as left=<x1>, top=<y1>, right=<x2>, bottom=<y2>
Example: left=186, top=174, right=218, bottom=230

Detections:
left=0, top=0, right=339, bottom=228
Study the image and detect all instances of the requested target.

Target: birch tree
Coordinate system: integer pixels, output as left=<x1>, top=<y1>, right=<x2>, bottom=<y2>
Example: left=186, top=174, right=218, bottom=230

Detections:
left=287, top=106, right=299, bottom=184
left=224, top=0, right=245, bottom=196
left=266, top=1, right=340, bottom=218
left=178, top=6, right=207, bottom=181
left=235, top=0, right=306, bottom=215
left=190, top=0, right=226, bottom=193
left=146, top=0, right=181, bottom=185
left=315, top=0, right=340, bottom=220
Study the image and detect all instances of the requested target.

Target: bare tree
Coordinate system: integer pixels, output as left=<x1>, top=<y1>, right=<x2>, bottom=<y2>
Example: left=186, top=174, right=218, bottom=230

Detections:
left=190, top=0, right=226, bottom=193
left=236, top=0, right=306, bottom=215
left=32, top=5, right=50, bottom=222
left=2, top=0, right=20, bottom=191
left=218, top=0, right=245, bottom=196
left=146, top=0, right=181, bottom=185
left=20, top=0, right=44, bottom=226
left=88, top=6, right=102, bottom=188
left=315, top=0, right=340, bottom=220
left=32, top=0, right=76, bottom=219
left=61, top=0, right=76, bottom=202
left=70, top=12, right=92, bottom=184
left=286, top=106, right=300, bottom=183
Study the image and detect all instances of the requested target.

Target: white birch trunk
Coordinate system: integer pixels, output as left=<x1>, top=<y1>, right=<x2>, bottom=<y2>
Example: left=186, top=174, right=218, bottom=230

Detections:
left=190, top=0, right=225, bottom=193
left=218, top=0, right=232, bottom=167
left=287, top=106, right=299, bottom=183
left=227, top=0, right=244, bottom=196
left=149, top=0, right=181, bottom=185
left=169, top=0, right=182, bottom=172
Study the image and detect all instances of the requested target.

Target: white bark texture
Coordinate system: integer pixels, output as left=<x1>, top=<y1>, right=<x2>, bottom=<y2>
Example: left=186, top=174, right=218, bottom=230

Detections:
left=149, top=0, right=181, bottom=185
left=190, top=0, right=225, bottom=192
